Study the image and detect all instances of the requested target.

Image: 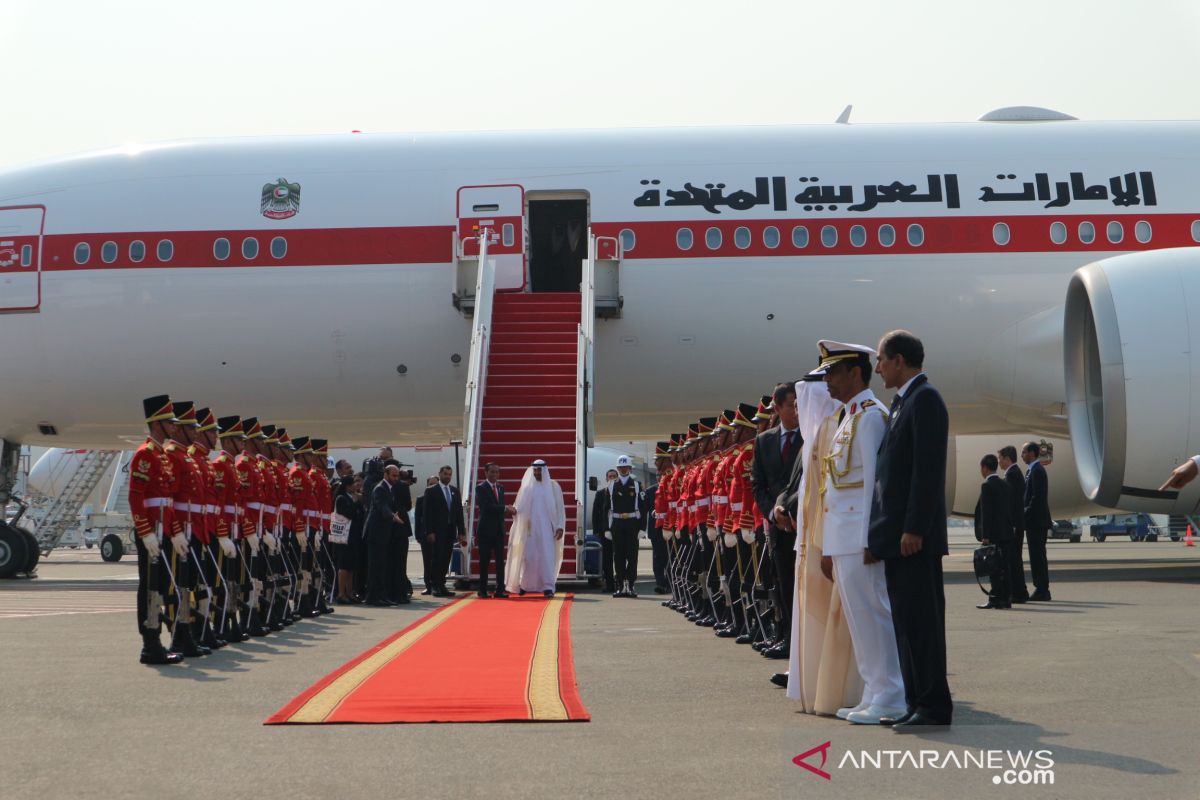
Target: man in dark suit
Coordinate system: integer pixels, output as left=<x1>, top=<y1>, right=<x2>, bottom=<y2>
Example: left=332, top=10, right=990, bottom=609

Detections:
left=998, top=445, right=1030, bottom=603
left=475, top=462, right=514, bottom=598
left=422, top=465, right=465, bottom=598
left=867, top=330, right=953, bottom=730
left=1021, top=442, right=1053, bottom=601
left=974, top=454, right=1013, bottom=609
left=388, top=466, right=414, bottom=602
left=364, top=465, right=403, bottom=606
left=591, top=469, right=618, bottom=593
left=751, top=381, right=801, bottom=660
left=414, top=476, right=437, bottom=594
left=644, top=478, right=668, bottom=594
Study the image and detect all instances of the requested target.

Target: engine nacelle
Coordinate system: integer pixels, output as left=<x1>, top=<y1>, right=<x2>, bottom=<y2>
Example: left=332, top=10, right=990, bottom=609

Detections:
left=1064, top=247, right=1200, bottom=513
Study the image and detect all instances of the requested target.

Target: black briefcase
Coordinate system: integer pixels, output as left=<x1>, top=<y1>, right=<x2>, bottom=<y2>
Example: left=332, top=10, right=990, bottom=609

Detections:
left=973, top=544, right=1002, bottom=596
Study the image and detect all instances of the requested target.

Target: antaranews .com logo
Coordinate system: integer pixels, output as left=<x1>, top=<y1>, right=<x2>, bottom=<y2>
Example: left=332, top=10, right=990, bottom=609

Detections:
left=794, top=741, right=1055, bottom=785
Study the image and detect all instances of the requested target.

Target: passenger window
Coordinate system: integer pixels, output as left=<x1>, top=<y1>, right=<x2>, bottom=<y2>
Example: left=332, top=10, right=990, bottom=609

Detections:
left=791, top=226, right=809, bottom=248
left=1049, top=222, right=1067, bottom=245
left=270, top=236, right=287, bottom=259
left=101, top=241, right=118, bottom=264
left=992, top=223, right=1010, bottom=246
left=907, top=224, right=924, bottom=247
left=676, top=228, right=693, bottom=251
left=849, top=225, right=866, bottom=247
left=878, top=224, right=896, bottom=247
left=619, top=228, right=635, bottom=253
left=129, top=240, right=146, bottom=262
left=502, top=223, right=514, bottom=247
left=242, top=237, right=259, bottom=259
left=1078, top=222, right=1095, bottom=244
left=157, top=240, right=173, bottom=262
left=734, top=227, right=751, bottom=250
left=74, top=242, right=90, bottom=265
left=1134, top=220, right=1152, bottom=244
left=21, top=244, right=33, bottom=267
left=820, top=225, right=837, bottom=248
left=762, top=226, right=780, bottom=249
left=213, top=238, right=231, bottom=261
left=1106, top=221, right=1123, bottom=244
left=705, top=227, right=722, bottom=250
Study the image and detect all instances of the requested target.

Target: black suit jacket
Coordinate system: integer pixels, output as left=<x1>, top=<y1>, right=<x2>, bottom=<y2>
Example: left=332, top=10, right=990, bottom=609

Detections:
left=422, top=482, right=465, bottom=540
left=1023, top=460, right=1052, bottom=532
left=414, top=495, right=426, bottom=539
left=365, top=480, right=397, bottom=540
left=475, top=480, right=507, bottom=539
left=644, top=483, right=660, bottom=534
left=1003, top=463, right=1025, bottom=533
left=974, top=475, right=1013, bottom=542
left=751, top=426, right=802, bottom=525
left=868, top=374, right=949, bottom=560
left=391, top=479, right=413, bottom=538
left=591, top=486, right=610, bottom=535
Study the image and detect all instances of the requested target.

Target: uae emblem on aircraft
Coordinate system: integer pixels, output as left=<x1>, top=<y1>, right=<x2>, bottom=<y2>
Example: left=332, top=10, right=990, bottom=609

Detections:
left=261, top=178, right=301, bottom=219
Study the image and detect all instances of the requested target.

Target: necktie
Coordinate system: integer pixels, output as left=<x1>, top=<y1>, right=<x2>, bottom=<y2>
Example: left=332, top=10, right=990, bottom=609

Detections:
left=781, top=430, right=794, bottom=464
left=890, top=393, right=903, bottom=414
left=443, top=484, right=451, bottom=508
left=492, top=483, right=499, bottom=502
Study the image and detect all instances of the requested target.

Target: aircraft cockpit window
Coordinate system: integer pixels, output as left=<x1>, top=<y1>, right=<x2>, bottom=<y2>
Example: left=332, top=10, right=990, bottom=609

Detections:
left=820, top=225, right=837, bottom=248
left=1191, top=220, right=1200, bottom=243
left=676, top=228, right=693, bottom=250
left=74, top=242, right=90, bottom=265
left=1078, top=222, right=1095, bottom=244
left=619, top=229, right=635, bottom=253
left=791, top=226, right=809, bottom=248
left=1049, top=222, right=1068, bottom=245
left=849, top=225, right=866, bottom=247
left=242, top=237, right=259, bottom=259
left=762, top=226, right=780, bottom=249
left=129, top=240, right=146, bottom=262
left=270, top=236, right=287, bottom=259
left=734, top=227, right=751, bottom=249
left=1134, top=220, right=1152, bottom=244
left=213, top=238, right=231, bottom=261
left=906, top=224, right=924, bottom=247
left=992, top=223, right=1010, bottom=246
left=705, top=227, right=723, bottom=250
left=101, top=241, right=118, bottom=264
left=156, top=240, right=173, bottom=262
left=21, top=244, right=33, bottom=267
left=878, top=224, right=896, bottom=247
left=1106, top=221, right=1123, bottom=244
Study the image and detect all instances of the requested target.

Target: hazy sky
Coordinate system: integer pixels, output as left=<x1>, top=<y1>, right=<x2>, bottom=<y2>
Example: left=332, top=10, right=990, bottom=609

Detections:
left=5, top=0, right=1199, bottom=168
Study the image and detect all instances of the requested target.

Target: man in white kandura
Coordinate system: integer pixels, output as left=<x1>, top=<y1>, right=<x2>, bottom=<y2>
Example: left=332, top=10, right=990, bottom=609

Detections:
left=815, top=340, right=906, bottom=725
left=505, top=459, right=566, bottom=598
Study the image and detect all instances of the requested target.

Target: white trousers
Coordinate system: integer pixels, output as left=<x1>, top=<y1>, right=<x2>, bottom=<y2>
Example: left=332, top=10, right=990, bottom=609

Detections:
left=832, top=553, right=905, bottom=709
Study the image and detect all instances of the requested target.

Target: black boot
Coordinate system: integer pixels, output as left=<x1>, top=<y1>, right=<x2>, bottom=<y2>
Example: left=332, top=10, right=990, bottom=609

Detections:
left=245, top=607, right=269, bottom=637
left=170, top=620, right=210, bottom=657
left=140, top=632, right=184, bottom=665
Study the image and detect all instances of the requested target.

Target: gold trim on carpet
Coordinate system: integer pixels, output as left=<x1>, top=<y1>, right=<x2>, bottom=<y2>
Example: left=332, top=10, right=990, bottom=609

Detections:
left=286, top=596, right=476, bottom=723
left=526, top=595, right=568, bottom=721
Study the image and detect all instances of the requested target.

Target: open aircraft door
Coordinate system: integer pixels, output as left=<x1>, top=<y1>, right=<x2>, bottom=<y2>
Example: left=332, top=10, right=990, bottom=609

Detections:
left=457, top=185, right=525, bottom=291
left=0, top=205, right=44, bottom=312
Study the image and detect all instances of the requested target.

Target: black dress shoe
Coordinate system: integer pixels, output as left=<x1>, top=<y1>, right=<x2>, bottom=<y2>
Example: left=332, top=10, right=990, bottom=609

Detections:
left=891, top=712, right=950, bottom=732
left=140, top=647, right=184, bottom=665
left=763, top=642, right=789, bottom=660
left=543, top=590, right=554, bottom=598
left=477, top=591, right=490, bottom=599
left=715, top=626, right=738, bottom=638
left=493, top=590, right=510, bottom=599
left=420, top=588, right=432, bottom=596
left=1030, top=590, right=1052, bottom=601
left=880, top=711, right=913, bottom=726
left=993, top=601, right=1011, bottom=609
left=1011, top=595, right=1029, bottom=604
left=769, top=672, right=788, bottom=688
left=653, top=585, right=668, bottom=594
left=977, top=600, right=998, bottom=609
left=735, top=633, right=754, bottom=645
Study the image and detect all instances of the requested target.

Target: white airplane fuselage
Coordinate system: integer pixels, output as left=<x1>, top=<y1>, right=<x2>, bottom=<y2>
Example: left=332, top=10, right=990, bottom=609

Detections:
left=0, top=121, right=1193, bottom=456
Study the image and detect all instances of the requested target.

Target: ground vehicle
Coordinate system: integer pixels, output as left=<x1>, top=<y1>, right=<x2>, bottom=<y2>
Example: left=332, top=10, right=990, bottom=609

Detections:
left=1049, top=519, right=1082, bottom=542
left=1088, top=513, right=1156, bottom=542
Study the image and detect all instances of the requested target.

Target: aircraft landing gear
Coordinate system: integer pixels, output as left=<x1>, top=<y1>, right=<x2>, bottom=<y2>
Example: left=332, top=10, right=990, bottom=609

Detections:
left=0, top=438, right=38, bottom=579
left=0, top=522, right=30, bottom=579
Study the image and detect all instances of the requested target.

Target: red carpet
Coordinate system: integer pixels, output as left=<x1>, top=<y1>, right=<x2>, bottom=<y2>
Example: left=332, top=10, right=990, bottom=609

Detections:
left=265, top=594, right=589, bottom=724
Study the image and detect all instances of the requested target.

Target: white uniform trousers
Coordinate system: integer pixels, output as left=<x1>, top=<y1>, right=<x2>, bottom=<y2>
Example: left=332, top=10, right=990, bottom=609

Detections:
left=832, top=553, right=906, bottom=709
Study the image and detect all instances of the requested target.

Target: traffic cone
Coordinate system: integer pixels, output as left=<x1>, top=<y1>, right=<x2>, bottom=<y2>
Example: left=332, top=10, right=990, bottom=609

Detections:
left=1186, top=525, right=1196, bottom=547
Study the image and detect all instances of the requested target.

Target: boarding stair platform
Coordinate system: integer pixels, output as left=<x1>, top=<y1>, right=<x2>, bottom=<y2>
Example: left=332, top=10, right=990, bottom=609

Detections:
left=457, top=230, right=599, bottom=583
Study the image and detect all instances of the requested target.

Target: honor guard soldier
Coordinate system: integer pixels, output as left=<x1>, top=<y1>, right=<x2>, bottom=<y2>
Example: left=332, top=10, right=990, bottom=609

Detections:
left=692, top=416, right=720, bottom=627
left=258, top=425, right=292, bottom=627
left=213, top=415, right=250, bottom=642
left=726, top=402, right=762, bottom=644
left=130, top=395, right=183, bottom=665
left=236, top=418, right=273, bottom=635
left=163, top=401, right=212, bottom=656
left=607, top=454, right=646, bottom=598
left=309, top=439, right=336, bottom=614
left=289, top=436, right=320, bottom=618
left=189, top=407, right=232, bottom=650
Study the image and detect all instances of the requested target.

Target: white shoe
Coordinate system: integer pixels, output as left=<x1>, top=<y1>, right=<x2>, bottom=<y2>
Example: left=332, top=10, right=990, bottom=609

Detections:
left=836, top=702, right=869, bottom=720
left=847, top=704, right=907, bottom=725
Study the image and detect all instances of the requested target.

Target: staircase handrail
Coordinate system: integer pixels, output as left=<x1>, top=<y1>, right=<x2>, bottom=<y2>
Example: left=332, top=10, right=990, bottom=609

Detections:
left=576, top=232, right=596, bottom=554
left=461, top=230, right=496, bottom=572
left=103, top=450, right=130, bottom=512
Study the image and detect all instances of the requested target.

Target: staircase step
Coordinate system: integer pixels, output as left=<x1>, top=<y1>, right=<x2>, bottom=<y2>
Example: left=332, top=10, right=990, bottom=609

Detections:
left=487, top=352, right=576, bottom=366
left=487, top=365, right=577, bottom=380
left=491, top=310, right=579, bottom=324
left=491, top=320, right=577, bottom=333
left=486, top=375, right=576, bottom=390
left=489, top=340, right=576, bottom=354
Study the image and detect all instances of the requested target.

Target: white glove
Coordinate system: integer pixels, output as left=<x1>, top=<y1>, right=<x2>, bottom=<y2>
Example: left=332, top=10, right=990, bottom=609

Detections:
left=264, top=533, right=279, bottom=552
left=142, top=534, right=161, bottom=559
left=723, top=533, right=737, bottom=548
left=673, top=529, right=681, bottom=540
left=313, top=534, right=322, bottom=551
left=170, top=533, right=188, bottom=554
left=740, top=529, right=755, bottom=545
left=705, top=528, right=718, bottom=543
left=251, top=578, right=263, bottom=595
left=246, top=535, right=261, bottom=554
left=604, top=530, right=612, bottom=541
left=296, top=529, right=309, bottom=550
left=218, top=537, right=237, bottom=558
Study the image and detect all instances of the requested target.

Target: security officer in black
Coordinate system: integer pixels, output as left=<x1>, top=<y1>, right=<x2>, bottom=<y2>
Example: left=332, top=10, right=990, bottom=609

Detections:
left=608, top=455, right=646, bottom=598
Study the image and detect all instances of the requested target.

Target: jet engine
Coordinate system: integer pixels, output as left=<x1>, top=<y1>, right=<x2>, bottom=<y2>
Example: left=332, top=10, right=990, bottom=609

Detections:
left=1064, top=247, right=1200, bottom=513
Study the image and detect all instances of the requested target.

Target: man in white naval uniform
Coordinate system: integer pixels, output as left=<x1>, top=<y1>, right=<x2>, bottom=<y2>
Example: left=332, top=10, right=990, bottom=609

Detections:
left=817, top=340, right=907, bottom=725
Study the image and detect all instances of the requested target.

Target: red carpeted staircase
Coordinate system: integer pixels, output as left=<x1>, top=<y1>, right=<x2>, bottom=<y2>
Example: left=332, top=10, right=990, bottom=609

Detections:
left=474, top=292, right=581, bottom=577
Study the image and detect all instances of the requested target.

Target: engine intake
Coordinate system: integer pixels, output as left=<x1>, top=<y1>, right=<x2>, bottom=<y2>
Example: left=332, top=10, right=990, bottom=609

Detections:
left=1064, top=247, right=1200, bottom=513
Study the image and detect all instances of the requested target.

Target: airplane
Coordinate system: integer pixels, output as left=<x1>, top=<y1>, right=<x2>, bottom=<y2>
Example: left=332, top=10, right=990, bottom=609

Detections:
left=2, top=105, right=1199, bottom=573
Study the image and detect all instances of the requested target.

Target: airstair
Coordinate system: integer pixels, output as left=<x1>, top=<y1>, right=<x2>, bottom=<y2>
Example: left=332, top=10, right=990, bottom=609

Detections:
left=30, top=450, right=118, bottom=554
left=460, top=230, right=598, bottom=581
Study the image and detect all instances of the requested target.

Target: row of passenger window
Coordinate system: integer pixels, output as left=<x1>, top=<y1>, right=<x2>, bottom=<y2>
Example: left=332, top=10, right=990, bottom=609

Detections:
left=73, top=236, right=289, bottom=265
left=617, top=219, right=1168, bottom=253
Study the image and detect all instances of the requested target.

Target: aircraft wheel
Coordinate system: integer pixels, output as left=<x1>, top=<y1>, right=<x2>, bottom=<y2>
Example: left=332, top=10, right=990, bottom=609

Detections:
left=1146, top=533, right=1158, bottom=542
left=16, top=526, right=40, bottom=573
left=1096, top=533, right=1106, bottom=542
left=0, top=523, right=30, bottom=579
left=101, top=534, right=124, bottom=563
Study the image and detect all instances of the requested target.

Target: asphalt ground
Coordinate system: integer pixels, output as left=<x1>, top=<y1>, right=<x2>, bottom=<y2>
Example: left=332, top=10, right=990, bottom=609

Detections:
left=1, top=533, right=1197, bottom=800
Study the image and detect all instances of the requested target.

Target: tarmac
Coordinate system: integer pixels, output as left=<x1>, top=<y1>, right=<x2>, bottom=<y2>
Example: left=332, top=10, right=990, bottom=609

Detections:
left=1, top=532, right=1197, bottom=800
